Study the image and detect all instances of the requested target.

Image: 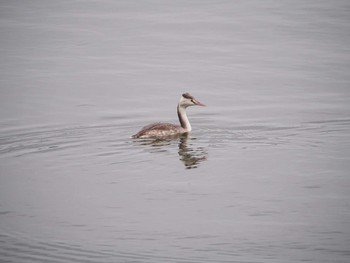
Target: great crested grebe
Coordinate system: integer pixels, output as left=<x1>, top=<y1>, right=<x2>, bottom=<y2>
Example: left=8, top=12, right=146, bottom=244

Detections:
left=132, top=93, right=205, bottom=138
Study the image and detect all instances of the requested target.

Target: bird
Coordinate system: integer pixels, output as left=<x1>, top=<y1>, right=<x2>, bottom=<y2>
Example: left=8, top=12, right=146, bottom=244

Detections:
left=132, top=93, right=205, bottom=138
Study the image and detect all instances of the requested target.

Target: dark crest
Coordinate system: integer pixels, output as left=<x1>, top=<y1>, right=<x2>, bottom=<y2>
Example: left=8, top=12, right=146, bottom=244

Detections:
left=182, top=93, right=194, bottom=99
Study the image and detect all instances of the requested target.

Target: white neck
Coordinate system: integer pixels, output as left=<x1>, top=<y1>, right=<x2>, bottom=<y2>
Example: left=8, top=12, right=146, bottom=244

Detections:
left=177, top=104, right=192, bottom=132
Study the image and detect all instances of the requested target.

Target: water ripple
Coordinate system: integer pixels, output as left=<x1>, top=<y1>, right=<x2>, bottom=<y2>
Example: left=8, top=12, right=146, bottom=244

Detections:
left=0, top=233, right=243, bottom=263
left=0, top=124, right=130, bottom=159
left=200, top=118, right=350, bottom=150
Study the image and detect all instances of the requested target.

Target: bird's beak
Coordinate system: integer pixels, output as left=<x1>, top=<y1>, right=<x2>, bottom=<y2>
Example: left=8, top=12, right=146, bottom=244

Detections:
left=194, top=100, right=206, bottom=106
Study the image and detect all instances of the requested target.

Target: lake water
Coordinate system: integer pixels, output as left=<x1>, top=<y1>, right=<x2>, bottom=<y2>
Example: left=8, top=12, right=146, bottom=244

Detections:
left=1, top=1, right=350, bottom=262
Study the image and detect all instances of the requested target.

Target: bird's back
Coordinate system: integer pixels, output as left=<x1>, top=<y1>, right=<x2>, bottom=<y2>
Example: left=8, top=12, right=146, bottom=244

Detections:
left=132, top=122, right=185, bottom=138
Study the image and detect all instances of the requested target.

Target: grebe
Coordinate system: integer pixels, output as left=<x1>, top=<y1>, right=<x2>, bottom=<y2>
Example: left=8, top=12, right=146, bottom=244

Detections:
left=132, top=93, right=205, bottom=138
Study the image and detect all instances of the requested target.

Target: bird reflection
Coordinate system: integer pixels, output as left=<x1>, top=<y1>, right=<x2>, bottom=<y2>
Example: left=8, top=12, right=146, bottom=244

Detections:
left=177, top=134, right=207, bottom=169
left=134, top=133, right=207, bottom=169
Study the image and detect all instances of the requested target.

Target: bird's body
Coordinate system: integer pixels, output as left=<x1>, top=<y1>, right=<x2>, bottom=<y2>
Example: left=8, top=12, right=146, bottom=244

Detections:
left=132, top=123, right=185, bottom=138
left=132, top=93, right=205, bottom=138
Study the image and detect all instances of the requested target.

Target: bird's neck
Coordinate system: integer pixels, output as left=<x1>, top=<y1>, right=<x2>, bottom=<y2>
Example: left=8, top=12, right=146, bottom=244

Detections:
left=177, top=104, right=192, bottom=132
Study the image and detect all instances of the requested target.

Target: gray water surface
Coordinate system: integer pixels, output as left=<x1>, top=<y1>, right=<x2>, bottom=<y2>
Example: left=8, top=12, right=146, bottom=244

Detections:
left=1, top=1, right=350, bottom=262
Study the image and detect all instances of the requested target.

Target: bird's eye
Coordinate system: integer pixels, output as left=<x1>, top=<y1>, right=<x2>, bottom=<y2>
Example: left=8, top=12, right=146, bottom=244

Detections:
left=191, top=99, right=194, bottom=103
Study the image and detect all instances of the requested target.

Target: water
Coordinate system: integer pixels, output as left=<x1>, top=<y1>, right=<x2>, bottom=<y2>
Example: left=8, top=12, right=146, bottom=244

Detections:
left=1, top=1, right=350, bottom=262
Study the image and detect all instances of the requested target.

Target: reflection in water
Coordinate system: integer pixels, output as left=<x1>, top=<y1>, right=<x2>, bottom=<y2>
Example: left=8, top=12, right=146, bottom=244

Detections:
left=178, top=134, right=207, bottom=169
left=133, top=133, right=207, bottom=169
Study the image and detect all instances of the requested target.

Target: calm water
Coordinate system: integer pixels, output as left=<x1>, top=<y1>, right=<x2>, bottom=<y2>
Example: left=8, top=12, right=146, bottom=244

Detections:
left=1, top=1, right=350, bottom=262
